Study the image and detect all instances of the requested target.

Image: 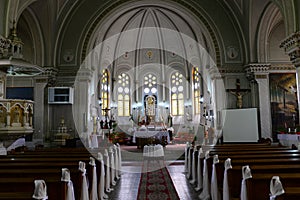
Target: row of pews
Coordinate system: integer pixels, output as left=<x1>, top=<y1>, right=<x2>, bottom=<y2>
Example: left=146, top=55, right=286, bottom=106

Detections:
left=185, top=142, right=300, bottom=200
left=0, top=144, right=122, bottom=200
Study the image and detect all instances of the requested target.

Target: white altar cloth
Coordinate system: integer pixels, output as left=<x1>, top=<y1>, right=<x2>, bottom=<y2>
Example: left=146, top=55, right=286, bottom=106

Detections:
left=132, top=131, right=170, bottom=143
left=277, top=134, right=300, bottom=147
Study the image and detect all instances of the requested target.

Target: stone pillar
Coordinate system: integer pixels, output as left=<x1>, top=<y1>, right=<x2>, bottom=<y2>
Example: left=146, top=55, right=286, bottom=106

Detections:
left=245, top=64, right=272, bottom=139
left=209, top=67, right=226, bottom=130
left=280, top=32, right=300, bottom=124
left=73, top=67, right=93, bottom=145
left=33, top=77, right=48, bottom=141
left=33, top=68, right=57, bottom=142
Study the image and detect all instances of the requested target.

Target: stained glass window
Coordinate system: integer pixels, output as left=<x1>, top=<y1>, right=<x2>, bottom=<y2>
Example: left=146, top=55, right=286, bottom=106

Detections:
left=101, top=69, right=109, bottom=115
left=117, top=73, right=130, bottom=116
left=193, top=67, right=201, bottom=114
left=171, top=72, right=184, bottom=116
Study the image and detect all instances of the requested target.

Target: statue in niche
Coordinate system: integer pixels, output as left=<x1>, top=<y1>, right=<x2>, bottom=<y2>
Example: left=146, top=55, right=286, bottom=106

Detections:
left=145, top=95, right=156, bottom=122
left=11, top=105, right=22, bottom=127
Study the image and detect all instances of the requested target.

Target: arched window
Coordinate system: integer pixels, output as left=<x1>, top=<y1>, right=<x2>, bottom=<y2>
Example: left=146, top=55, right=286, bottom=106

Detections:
left=193, top=67, right=201, bottom=114
left=143, top=73, right=157, bottom=95
left=143, top=74, right=158, bottom=117
left=101, top=69, right=110, bottom=115
left=117, top=73, right=130, bottom=116
left=171, top=72, right=184, bottom=116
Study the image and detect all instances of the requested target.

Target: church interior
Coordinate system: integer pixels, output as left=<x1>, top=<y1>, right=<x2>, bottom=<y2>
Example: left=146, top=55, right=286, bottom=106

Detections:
left=0, top=0, right=300, bottom=199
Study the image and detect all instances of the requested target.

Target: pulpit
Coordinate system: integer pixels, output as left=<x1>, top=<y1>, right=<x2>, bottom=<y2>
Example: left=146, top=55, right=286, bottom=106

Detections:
left=0, top=99, right=34, bottom=140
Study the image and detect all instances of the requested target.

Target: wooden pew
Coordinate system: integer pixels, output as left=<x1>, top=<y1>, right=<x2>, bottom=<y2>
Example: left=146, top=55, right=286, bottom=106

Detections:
left=194, top=144, right=300, bottom=199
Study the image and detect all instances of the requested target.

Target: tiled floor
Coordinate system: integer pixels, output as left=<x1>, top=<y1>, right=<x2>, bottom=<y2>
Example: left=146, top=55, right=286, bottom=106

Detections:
left=109, top=162, right=200, bottom=200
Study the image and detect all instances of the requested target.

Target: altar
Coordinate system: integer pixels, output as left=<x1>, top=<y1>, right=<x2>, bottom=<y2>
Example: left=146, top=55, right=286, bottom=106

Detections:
left=133, top=130, right=170, bottom=149
left=277, top=133, right=300, bottom=147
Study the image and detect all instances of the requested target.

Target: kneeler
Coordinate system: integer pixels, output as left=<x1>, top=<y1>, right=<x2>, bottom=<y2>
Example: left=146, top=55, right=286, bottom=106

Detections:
left=89, top=157, right=98, bottom=200
left=195, top=147, right=203, bottom=191
left=223, top=158, right=232, bottom=200
left=61, top=168, right=75, bottom=200
left=97, top=153, right=108, bottom=200
left=240, top=165, right=252, bottom=200
left=79, top=161, right=89, bottom=200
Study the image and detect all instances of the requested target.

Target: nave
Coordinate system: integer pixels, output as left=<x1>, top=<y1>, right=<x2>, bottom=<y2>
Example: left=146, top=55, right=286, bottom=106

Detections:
left=1, top=141, right=300, bottom=200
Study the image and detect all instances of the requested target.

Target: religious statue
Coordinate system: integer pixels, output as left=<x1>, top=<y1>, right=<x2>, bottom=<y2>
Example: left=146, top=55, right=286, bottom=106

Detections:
left=227, top=79, right=250, bottom=109
left=230, top=91, right=248, bottom=109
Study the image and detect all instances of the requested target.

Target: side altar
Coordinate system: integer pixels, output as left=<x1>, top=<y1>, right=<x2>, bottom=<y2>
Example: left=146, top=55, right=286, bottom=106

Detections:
left=0, top=99, right=34, bottom=140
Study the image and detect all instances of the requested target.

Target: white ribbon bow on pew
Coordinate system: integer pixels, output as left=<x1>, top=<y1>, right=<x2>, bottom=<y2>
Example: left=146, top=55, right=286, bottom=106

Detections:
left=89, top=157, right=98, bottom=200
left=32, top=179, right=48, bottom=200
left=223, top=158, right=232, bottom=200
left=195, top=147, right=204, bottom=191
left=79, top=161, right=89, bottom=200
left=184, top=142, right=190, bottom=173
left=61, top=168, right=75, bottom=200
left=241, top=165, right=252, bottom=200
left=97, top=152, right=108, bottom=200
left=269, top=176, right=285, bottom=200
left=199, top=150, right=211, bottom=200
left=104, top=149, right=113, bottom=193
left=211, top=154, right=220, bottom=200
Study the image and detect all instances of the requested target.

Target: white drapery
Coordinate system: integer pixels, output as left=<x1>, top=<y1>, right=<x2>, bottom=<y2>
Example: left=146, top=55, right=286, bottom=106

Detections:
left=109, top=146, right=116, bottom=186
left=195, top=147, right=203, bottom=191
left=32, top=180, right=48, bottom=200
left=199, top=150, right=211, bottom=200
left=211, top=155, right=220, bottom=200
left=223, top=158, right=232, bottom=200
left=104, top=149, right=112, bottom=193
left=89, top=157, right=98, bottom=200
left=240, top=165, right=252, bottom=200
left=97, top=153, right=108, bottom=200
left=79, top=161, right=89, bottom=200
left=270, top=176, right=285, bottom=200
left=61, top=168, right=75, bottom=200
left=184, top=142, right=190, bottom=173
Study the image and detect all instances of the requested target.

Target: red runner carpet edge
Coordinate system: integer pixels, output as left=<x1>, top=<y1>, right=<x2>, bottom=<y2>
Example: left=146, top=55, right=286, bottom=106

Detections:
left=137, top=160, right=180, bottom=200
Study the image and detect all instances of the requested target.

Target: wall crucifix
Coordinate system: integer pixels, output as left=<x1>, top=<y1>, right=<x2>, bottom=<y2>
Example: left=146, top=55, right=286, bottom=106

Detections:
left=226, top=79, right=250, bottom=109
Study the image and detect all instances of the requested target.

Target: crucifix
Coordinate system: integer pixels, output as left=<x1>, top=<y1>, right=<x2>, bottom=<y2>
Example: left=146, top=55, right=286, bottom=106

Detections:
left=226, top=79, right=250, bottom=109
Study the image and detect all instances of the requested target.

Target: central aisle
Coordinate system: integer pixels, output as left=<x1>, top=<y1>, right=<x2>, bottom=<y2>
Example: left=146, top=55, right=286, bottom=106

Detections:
left=109, top=162, right=200, bottom=200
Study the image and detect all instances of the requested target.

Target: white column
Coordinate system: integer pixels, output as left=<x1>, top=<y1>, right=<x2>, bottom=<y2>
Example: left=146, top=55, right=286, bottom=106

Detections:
left=74, top=68, right=93, bottom=144
left=246, top=64, right=271, bottom=139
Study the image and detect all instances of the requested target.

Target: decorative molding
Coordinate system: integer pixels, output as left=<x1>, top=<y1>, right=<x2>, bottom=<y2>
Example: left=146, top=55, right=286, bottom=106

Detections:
left=245, top=63, right=271, bottom=81
left=269, top=64, right=296, bottom=72
left=280, top=31, right=300, bottom=66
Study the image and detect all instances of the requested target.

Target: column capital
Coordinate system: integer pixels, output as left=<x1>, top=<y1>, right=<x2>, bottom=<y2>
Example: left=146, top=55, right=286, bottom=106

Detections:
left=280, top=31, right=300, bottom=67
left=76, top=67, right=93, bottom=82
left=245, top=63, right=270, bottom=81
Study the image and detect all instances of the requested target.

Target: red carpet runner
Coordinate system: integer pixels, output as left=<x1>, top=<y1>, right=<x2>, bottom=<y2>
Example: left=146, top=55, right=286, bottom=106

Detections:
left=137, top=160, right=180, bottom=200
